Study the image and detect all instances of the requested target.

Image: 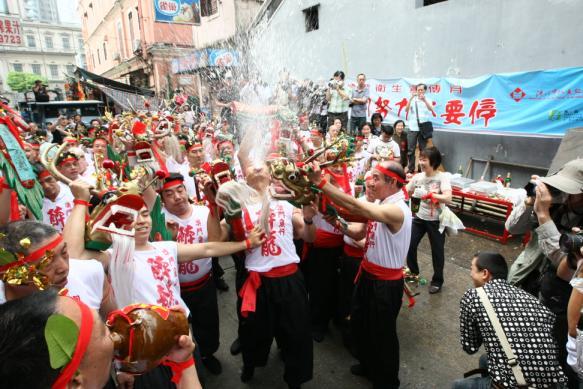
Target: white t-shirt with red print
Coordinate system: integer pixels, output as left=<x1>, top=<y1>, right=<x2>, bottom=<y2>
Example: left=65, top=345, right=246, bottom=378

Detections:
left=109, top=241, right=189, bottom=315
left=42, top=182, right=74, bottom=232
left=163, top=205, right=212, bottom=284
left=243, top=200, right=300, bottom=272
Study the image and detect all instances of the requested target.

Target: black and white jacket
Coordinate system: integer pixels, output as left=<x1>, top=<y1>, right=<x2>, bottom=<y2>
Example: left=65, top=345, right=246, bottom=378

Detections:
left=459, top=278, right=567, bottom=387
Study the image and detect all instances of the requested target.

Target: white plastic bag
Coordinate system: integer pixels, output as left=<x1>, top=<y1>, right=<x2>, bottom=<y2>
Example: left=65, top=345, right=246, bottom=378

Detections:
left=438, top=206, right=465, bottom=235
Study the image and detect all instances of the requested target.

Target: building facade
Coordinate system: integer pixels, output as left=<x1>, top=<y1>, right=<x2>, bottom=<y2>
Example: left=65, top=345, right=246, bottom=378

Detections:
left=0, top=0, right=84, bottom=101
left=78, top=0, right=262, bottom=103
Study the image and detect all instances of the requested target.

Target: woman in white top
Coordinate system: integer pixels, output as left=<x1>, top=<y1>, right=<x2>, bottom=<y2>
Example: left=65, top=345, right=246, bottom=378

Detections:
left=405, top=147, right=452, bottom=294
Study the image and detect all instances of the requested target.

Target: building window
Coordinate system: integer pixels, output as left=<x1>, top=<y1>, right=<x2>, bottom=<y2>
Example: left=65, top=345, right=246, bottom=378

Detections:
left=97, top=48, right=101, bottom=64
left=26, top=35, right=35, bottom=47
left=200, top=0, right=218, bottom=17
left=303, top=5, right=319, bottom=32
left=13, top=63, right=23, bottom=72
left=62, top=35, right=70, bottom=49
left=116, top=21, right=124, bottom=58
left=103, top=42, right=107, bottom=60
left=128, top=12, right=135, bottom=45
left=66, top=65, right=75, bottom=74
left=0, top=0, right=9, bottom=14
left=45, top=35, right=53, bottom=49
left=420, top=0, right=447, bottom=6
left=49, top=64, right=59, bottom=78
left=78, top=38, right=83, bottom=49
left=31, top=64, right=41, bottom=75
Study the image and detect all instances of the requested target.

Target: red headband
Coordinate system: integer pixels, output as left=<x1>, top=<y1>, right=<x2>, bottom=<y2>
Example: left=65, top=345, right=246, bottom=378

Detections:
left=0, top=234, right=63, bottom=272
left=161, top=179, right=183, bottom=191
left=38, top=170, right=53, bottom=181
left=64, top=138, right=77, bottom=144
left=187, top=143, right=203, bottom=152
left=375, top=165, right=407, bottom=184
left=51, top=298, right=94, bottom=389
left=57, top=157, right=77, bottom=167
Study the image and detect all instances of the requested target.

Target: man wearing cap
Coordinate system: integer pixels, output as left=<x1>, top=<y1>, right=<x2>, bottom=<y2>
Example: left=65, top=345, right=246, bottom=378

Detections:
left=506, top=158, right=583, bottom=387
left=159, top=173, right=224, bottom=375
left=306, top=160, right=412, bottom=389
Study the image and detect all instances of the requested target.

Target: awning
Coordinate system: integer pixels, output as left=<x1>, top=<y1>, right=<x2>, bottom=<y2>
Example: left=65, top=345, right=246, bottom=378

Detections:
left=76, top=67, right=155, bottom=96
left=76, top=67, right=163, bottom=111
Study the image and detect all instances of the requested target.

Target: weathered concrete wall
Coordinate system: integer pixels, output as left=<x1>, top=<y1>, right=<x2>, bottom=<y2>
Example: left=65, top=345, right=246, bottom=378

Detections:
left=249, top=0, right=578, bottom=178
left=249, top=0, right=583, bottom=81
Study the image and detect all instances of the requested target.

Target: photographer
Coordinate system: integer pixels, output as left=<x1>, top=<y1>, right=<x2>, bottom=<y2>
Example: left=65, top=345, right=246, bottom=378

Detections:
left=562, top=228, right=583, bottom=380
left=326, top=70, right=351, bottom=130
left=506, top=158, right=583, bottom=387
left=32, top=80, right=49, bottom=102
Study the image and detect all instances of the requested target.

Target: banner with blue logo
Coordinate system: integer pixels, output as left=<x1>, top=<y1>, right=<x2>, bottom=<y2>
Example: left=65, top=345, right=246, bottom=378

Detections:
left=154, top=0, right=201, bottom=25
left=348, top=67, right=583, bottom=136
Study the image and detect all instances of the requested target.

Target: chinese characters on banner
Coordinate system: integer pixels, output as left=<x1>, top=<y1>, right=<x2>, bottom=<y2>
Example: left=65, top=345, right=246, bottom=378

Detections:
left=0, top=17, right=22, bottom=46
left=348, top=67, right=583, bottom=136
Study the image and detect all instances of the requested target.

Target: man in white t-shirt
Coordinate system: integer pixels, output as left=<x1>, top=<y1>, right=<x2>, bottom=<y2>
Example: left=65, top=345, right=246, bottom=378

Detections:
left=39, top=169, right=74, bottom=232
left=160, top=173, right=223, bottom=375
left=306, top=160, right=412, bottom=389
left=405, top=83, right=436, bottom=173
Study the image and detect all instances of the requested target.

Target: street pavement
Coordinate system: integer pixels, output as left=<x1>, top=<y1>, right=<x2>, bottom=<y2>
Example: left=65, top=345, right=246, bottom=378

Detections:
left=202, top=227, right=524, bottom=389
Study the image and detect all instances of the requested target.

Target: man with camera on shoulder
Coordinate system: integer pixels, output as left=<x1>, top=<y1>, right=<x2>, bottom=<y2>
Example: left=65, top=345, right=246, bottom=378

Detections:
left=506, top=158, right=583, bottom=387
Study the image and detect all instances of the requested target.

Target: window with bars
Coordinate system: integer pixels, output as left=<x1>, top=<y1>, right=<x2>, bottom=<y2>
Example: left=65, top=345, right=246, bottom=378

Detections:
left=62, top=35, right=70, bottom=49
left=66, top=65, right=75, bottom=74
left=31, top=64, right=41, bottom=75
left=27, top=35, right=35, bottom=47
left=303, top=5, right=319, bottom=32
left=13, top=63, right=23, bottom=72
left=200, top=0, right=218, bottom=17
left=49, top=64, right=59, bottom=78
left=45, top=36, right=53, bottom=49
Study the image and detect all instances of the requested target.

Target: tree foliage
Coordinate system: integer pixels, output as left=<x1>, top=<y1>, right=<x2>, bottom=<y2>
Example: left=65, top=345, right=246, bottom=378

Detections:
left=6, top=72, right=48, bottom=92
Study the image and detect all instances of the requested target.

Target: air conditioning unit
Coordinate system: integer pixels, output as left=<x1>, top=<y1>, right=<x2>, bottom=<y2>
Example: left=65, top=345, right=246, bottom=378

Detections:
left=113, top=53, right=120, bottom=61
left=133, top=39, right=141, bottom=53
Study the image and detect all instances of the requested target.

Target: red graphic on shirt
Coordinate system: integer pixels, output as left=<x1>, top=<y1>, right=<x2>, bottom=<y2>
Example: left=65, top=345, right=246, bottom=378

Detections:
left=262, top=210, right=282, bottom=256
left=440, top=99, right=466, bottom=125
left=148, top=255, right=175, bottom=307
left=176, top=225, right=195, bottom=244
left=364, top=221, right=377, bottom=251
left=179, top=261, right=200, bottom=275
left=47, top=206, right=65, bottom=229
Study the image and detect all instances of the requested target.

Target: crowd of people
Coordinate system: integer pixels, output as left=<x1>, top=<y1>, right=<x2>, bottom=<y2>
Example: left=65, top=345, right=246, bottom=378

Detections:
left=0, top=69, right=582, bottom=389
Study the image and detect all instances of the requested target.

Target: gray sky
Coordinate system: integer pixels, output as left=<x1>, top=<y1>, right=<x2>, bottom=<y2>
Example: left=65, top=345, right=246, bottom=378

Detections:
left=57, top=0, right=80, bottom=25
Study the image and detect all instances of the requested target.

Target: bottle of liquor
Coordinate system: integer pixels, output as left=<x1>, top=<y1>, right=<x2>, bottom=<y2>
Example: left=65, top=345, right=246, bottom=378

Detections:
left=504, top=172, right=512, bottom=188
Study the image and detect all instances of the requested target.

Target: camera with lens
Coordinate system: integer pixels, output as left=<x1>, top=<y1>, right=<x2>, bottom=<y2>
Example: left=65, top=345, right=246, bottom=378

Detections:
left=328, top=79, right=338, bottom=89
left=560, top=231, right=583, bottom=255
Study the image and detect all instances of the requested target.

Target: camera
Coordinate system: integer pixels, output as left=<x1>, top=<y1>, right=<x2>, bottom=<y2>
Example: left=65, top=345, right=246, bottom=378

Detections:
left=328, top=79, right=338, bottom=89
left=524, top=181, right=564, bottom=200
left=560, top=231, right=583, bottom=254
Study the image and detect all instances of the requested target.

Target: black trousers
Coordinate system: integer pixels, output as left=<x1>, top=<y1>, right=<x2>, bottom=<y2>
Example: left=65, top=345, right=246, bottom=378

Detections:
left=211, top=257, right=224, bottom=279
left=306, top=245, right=343, bottom=332
left=338, top=253, right=362, bottom=319
left=407, top=131, right=429, bottom=173
left=407, top=218, right=446, bottom=286
left=180, top=276, right=220, bottom=358
left=238, top=270, right=313, bottom=387
left=352, top=274, right=404, bottom=389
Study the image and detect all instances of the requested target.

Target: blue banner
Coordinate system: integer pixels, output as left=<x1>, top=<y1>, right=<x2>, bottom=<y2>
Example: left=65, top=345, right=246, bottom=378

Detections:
left=348, top=67, right=583, bottom=136
left=154, top=0, right=201, bottom=25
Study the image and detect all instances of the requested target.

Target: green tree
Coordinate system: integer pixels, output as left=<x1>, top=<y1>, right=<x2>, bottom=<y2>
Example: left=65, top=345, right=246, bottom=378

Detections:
left=6, top=72, right=48, bottom=92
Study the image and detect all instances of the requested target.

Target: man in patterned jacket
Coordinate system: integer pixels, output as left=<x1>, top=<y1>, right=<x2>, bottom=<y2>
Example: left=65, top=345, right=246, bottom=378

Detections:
left=454, top=252, right=567, bottom=388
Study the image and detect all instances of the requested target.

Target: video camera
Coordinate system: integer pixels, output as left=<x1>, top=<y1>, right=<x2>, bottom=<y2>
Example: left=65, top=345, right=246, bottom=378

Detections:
left=560, top=230, right=583, bottom=255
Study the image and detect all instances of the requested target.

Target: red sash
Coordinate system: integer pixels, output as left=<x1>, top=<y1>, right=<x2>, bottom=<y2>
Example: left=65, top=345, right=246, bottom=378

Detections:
left=343, top=243, right=364, bottom=259
left=180, top=272, right=211, bottom=293
left=354, top=259, right=403, bottom=284
left=239, top=263, right=298, bottom=318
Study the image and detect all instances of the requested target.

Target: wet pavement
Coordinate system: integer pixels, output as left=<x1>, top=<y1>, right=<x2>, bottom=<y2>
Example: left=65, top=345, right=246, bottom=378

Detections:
left=202, top=216, right=526, bottom=389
